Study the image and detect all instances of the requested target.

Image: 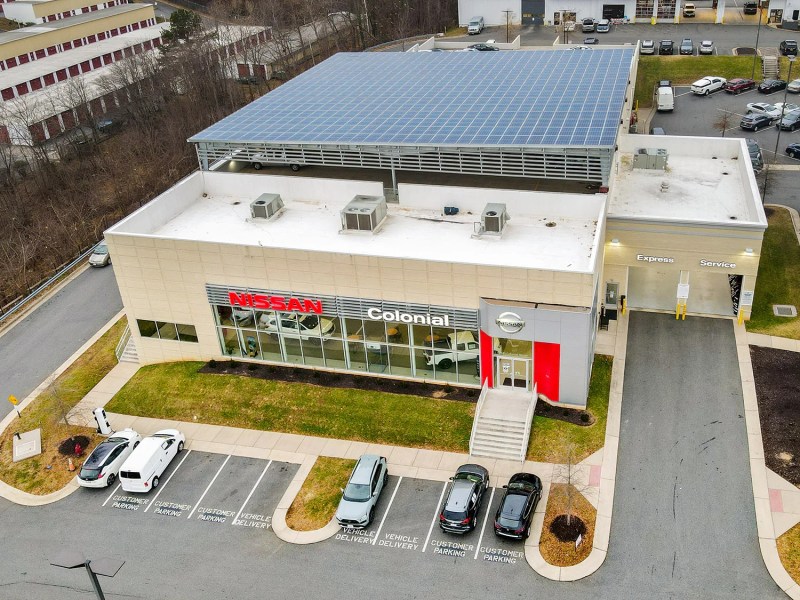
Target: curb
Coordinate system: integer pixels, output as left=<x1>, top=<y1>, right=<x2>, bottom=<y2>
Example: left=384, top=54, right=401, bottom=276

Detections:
left=735, top=322, right=800, bottom=599
left=0, top=310, right=125, bottom=506
left=524, top=314, right=628, bottom=580
left=270, top=454, right=341, bottom=544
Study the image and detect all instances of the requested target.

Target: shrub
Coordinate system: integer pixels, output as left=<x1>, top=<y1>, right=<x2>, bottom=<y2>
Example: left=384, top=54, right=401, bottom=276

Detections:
left=580, top=412, right=591, bottom=423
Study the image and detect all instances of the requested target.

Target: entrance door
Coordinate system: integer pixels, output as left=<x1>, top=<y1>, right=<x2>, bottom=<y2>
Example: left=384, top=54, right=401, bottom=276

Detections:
left=495, top=356, right=531, bottom=390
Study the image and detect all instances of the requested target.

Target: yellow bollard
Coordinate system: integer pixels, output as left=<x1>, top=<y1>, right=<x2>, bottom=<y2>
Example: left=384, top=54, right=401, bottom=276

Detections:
left=682, top=305, right=687, bottom=320
left=738, top=310, right=745, bottom=325
left=676, top=303, right=681, bottom=320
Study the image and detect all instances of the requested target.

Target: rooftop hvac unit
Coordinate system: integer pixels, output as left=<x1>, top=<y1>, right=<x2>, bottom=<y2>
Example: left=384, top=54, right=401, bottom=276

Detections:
left=340, top=195, right=387, bottom=233
left=250, top=193, right=284, bottom=220
left=632, top=148, right=668, bottom=170
left=480, top=203, right=509, bottom=235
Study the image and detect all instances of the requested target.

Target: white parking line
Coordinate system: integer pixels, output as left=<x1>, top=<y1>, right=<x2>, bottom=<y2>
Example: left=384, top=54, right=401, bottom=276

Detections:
left=422, top=481, right=448, bottom=552
left=473, top=487, right=496, bottom=559
left=371, top=476, right=403, bottom=545
left=102, top=483, right=122, bottom=507
left=143, top=449, right=192, bottom=513
left=187, top=454, right=231, bottom=519
left=232, top=460, right=272, bottom=525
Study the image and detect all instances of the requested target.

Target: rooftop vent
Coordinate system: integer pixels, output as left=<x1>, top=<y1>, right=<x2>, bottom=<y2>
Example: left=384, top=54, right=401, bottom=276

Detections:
left=250, top=193, right=284, bottom=220
left=341, top=195, right=387, bottom=233
left=632, top=148, right=668, bottom=170
left=473, top=203, right=509, bottom=237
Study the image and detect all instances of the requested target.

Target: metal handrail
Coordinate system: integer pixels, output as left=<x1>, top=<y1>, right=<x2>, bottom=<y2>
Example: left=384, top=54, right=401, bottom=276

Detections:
left=0, top=244, right=98, bottom=326
left=115, top=324, right=131, bottom=361
left=469, top=380, right=489, bottom=456
left=519, top=383, right=538, bottom=461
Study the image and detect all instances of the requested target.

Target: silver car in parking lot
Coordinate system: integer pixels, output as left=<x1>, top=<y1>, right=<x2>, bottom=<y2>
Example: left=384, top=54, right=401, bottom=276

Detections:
left=335, top=454, right=388, bottom=528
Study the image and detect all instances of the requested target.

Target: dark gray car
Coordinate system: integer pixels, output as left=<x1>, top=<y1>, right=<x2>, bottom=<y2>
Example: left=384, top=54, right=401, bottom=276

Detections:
left=335, top=454, right=388, bottom=528
left=438, top=463, right=490, bottom=534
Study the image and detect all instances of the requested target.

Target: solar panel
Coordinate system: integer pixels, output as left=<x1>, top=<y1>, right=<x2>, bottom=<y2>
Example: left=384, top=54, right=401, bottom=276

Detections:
left=189, top=48, right=635, bottom=148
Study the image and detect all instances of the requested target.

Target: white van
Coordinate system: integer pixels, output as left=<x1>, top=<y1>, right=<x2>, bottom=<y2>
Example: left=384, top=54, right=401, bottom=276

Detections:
left=656, top=86, right=674, bottom=112
left=119, top=429, right=185, bottom=493
left=467, top=16, right=484, bottom=34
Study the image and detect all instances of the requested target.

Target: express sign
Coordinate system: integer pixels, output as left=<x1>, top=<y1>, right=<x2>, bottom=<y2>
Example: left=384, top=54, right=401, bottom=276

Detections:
left=228, top=292, right=323, bottom=314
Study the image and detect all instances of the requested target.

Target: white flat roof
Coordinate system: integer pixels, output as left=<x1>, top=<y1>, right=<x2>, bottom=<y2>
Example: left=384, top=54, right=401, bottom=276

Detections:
left=116, top=173, right=603, bottom=273
left=2, top=25, right=167, bottom=89
left=609, top=136, right=766, bottom=226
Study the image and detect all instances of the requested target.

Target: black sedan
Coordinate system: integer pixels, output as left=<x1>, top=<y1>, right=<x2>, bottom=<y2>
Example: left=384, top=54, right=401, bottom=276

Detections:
left=740, top=113, right=775, bottom=131
left=439, top=464, right=490, bottom=534
left=787, top=143, right=800, bottom=159
left=494, top=472, right=542, bottom=539
left=468, top=43, right=499, bottom=51
left=758, top=79, right=788, bottom=94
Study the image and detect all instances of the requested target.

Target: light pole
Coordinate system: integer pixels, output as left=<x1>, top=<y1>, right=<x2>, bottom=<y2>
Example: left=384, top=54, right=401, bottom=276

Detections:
left=763, top=55, right=795, bottom=201
left=51, top=550, right=124, bottom=600
left=503, top=10, right=513, bottom=43
left=751, top=5, right=764, bottom=80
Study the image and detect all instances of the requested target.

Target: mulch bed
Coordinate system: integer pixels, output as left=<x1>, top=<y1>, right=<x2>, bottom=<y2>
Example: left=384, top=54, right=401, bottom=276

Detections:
left=198, top=360, right=590, bottom=426
left=539, top=483, right=596, bottom=566
left=750, top=346, right=800, bottom=485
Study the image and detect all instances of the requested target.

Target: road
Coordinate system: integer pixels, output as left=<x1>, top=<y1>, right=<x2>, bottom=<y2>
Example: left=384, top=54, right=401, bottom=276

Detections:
left=0, top=266, right=122, bottom=419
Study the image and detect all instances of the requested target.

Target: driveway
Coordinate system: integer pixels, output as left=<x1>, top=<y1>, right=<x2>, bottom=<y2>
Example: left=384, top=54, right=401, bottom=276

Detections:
left=0, top=266, right=122, bottom=419
left=594, top=311, right=783, bottom=598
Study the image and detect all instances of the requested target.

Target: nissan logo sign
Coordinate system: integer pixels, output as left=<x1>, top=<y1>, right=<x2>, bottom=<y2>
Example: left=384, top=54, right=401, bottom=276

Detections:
left=496, top=312, right=525, bottom=334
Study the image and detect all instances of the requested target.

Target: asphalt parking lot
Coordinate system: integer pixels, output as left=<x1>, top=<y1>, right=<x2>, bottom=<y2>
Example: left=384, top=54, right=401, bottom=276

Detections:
left=650, top=84, right=800, bottom=165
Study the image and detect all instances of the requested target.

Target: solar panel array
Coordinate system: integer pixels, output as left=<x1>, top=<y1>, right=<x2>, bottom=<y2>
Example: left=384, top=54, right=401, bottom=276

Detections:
left=190, top=48, right=635, bottom=148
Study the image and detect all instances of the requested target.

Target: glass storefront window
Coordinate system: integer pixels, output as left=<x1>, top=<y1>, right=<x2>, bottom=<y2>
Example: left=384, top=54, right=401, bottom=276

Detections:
left=343, top=318, right=364, bottom=340
left=255, top=310, right=276, bottom=331
left=388, top=345, right=412, bottom=377
left=157, top=322, right=178, bottom=341
left=366, top=344, right=389, bottom=374
left=363, top=320, right=385, bottom=347
left=384, top=321, right=409, bottom=345
left=320, top=313, right=342, bottom=339
left=214, top=305, right=235, bottom=326
left=258, top=331, right=282, bottom=361
left=412, top=324, right=433, bottom=346
left=301, top=337, right=325, bottom=366
left=232, top=308, right=255, bottom=328
left=413, top=347, right=434, bottom=379
left=241, top=329, right=260, bottom=359
left=348, top=341, right=367, bottom=372
left=323, top=338, right=347, bottom=369
left=283, top=336, right=303, bottom=365
left=219, top=328, right=242, bottom=357
left=457, top=354, right=480, bottom=385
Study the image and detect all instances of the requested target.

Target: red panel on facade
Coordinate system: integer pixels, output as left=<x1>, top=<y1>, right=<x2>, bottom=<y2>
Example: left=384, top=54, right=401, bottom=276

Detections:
left=64, top=41, right=72, bottom=50
left=114, top=49, right=123, bottom=60
left=44, top=72, right=55, bottom=85
left=0, top=126, right=10, bottom=145
left=15, top=83, right=27, bottom=95
left=92, top=57, right=102, bottom=68
left=61, top=110, right=76, bottom=129
left=35, top=48, right=46, bottom=59
left=57, top=68, right=67, bottom=80
left=480, top=330, right=493, bottom=388
left=30, top=78, right=42, bottom=91
left=47, top=45, right=56, bottom=55
left=68, top=64, right=80, bottom=76
left=73, top=38, right=83, bottom=48
left=90, top=97, right=104, bottom=115
left=1, top=88, right=13, bottom=101
left=533, top=342, right=560, bottom=401
left=88, top=34, right=97, bottom=43
left=8, top=56, right=18, bottom=67
left=80, top=60, right=90, bottom=71
left=29, top=122, right=45, bottom=143
left=45, top=115, right=61, bottom=138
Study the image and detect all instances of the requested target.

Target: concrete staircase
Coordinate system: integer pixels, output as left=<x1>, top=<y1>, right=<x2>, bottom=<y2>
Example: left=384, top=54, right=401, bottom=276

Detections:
left=469, top=384, right=537, bottom=461
left=761, top=52, right=779, bottom=79
left=119, top=337, right=139, bottom=363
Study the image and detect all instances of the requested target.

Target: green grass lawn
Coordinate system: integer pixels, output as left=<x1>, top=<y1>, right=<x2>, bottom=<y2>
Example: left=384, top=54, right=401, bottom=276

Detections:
left=286, top=457, right=355, bottom=530
left=747, top=206, right=800, bottom=339
left=0, top=317, right=127, bottom=494
left=106, top=362, right=475, bottom=452
left=779, top=522, right=800, bottom=586
left=526, top=354, right=613, bottom=463
left=635, top=56, right=774, bottom=108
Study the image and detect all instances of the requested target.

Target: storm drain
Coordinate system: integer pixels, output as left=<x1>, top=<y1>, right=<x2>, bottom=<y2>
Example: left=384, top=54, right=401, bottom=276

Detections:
left=773, top=305, right=798, bottom=317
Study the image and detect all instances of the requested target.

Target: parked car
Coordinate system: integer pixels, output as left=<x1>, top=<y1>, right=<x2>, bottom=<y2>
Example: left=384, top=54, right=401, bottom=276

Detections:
left=581, top=18, right=595, bottom=32
left=493, top=472, right=542, bottom=539
left=583, top=37, right=599, bottom=45
left=779, top=40, right=798, bottom=56
left=682, top=2, right=696, bottom=16
left=335, top=454, right=388, bottom=528
left=740, top=113, right=776, bottom=131
left=787, top=143, right=800, bottom=159
left=232, top=307, right=254, bottom=325
left=651, top=127, right=667, bottom=135
left=78, top=429, right=142, bottom=488
left=746, top=139, right=763, bottom=172
left=423, top=331, right=478, bottom=369
left=778, top=109, right=800, bottom=131
left=251, top=153, right=301, bottom=171
left=691, top=76, right=726, bottom=96
left=439, top=464, right=490, bottom=534
left=119, top=429, right=185, bottom=493
left=640, top=39, right=655, bottom=54
left=656, top=86, right=674, bottom=111
left=758, top=79, right=788, bottom=94
left=467, top=16, right=484, bottom=34
left=743, top=1, right=758, bottom=14
left=746, top=102, right=783, bottom=119
left=88, top=240, right=111, bottom=267
left=258, top=313, right=336, bottom=340
left=788, top=79, right=800, bottom=93
left=658, top=79, right=672, bottom=88
left=679, top=38, right=694, bottom=55
left=775, top=102, right=800, bottom=114
left=725, top=78, right=756, bottom=94
left=659, top=40, right=674, bottom=55
left=468, top=43, right=499, bottom=51
left=596, top=19, right=610, bottom=32
left=699, top=40, right=715, bottom=55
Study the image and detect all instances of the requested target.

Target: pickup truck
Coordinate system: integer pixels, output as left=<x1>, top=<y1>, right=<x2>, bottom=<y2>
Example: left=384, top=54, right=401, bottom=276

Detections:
left=423, top=331, right=479, bottom=369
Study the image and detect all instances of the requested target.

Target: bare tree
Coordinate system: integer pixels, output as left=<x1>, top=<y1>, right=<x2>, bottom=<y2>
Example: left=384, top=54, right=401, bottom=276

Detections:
left=713, top=109, right=735, bottom=138
left=550, top=444, right=592, bottom=527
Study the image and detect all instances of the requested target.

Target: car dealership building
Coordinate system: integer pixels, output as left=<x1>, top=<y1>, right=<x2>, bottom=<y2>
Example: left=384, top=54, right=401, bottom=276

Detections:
left=104, top=48, right=766, bottom=408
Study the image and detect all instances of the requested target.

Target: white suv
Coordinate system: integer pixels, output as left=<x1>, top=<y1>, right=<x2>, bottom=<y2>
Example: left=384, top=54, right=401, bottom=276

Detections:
left=258, top=313, right=335, bottom=340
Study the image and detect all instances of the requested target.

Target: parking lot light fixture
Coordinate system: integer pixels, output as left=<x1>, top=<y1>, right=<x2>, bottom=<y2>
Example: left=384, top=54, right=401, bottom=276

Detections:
left=50, top=550, right=124, bottom=600
left=763, top=55, right=796, bottom=201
